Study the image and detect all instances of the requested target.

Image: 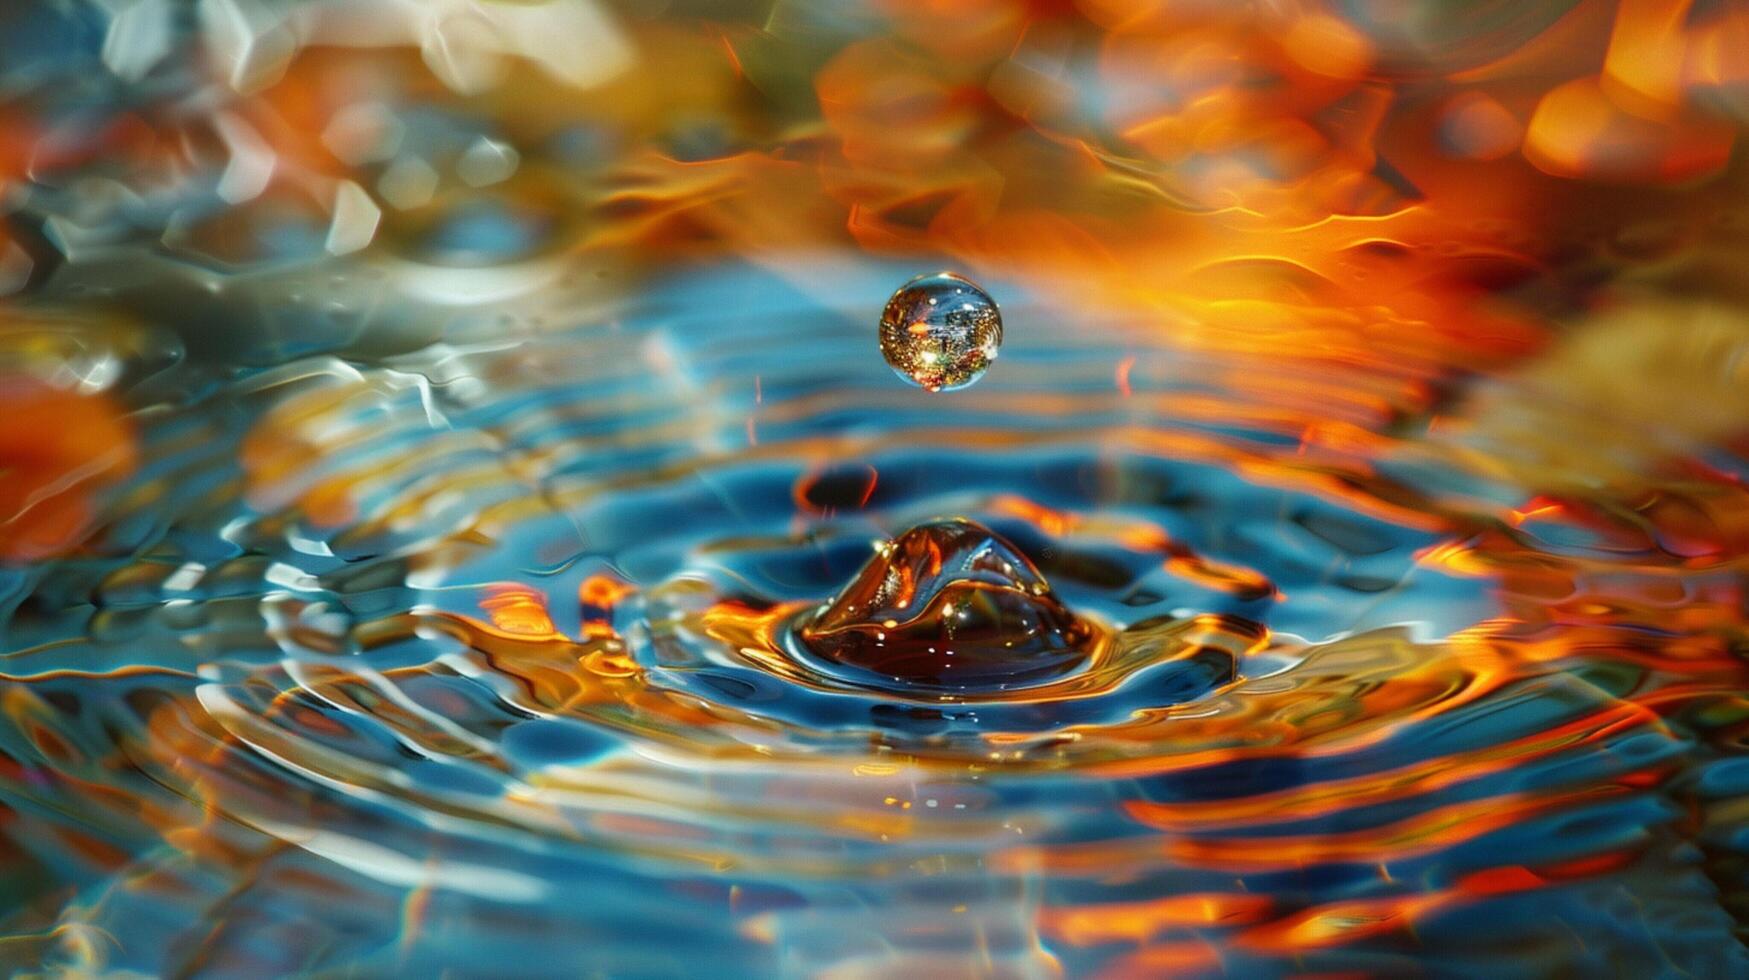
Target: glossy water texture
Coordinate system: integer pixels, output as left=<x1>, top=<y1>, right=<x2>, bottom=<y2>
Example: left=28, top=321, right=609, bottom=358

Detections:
left=878, top=273, right=1003, bottom=392
left=799, top=518, right=1092, bottom=692
left=4, top=260, right=1745, bottom=977
left=4, top=1, right=1749, bottom=977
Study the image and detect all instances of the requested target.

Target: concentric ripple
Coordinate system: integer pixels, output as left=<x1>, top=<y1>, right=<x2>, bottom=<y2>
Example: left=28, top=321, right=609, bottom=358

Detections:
left=2, top=264, right=1748, bottom=977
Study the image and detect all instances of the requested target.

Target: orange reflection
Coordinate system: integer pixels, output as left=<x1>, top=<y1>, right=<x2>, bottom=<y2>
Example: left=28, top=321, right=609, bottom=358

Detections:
left=0, top=376, right=135, bottom=562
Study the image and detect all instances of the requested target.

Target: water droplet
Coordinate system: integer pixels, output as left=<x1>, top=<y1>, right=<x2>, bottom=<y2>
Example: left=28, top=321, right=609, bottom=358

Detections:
left=800, top=518, right=1091, bottom=691
left=879, top=272, right=1002, bottom=392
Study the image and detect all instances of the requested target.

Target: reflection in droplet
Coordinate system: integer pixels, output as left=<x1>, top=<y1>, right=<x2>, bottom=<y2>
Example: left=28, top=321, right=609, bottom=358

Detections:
left=800, top=518, right=1091, bottom=691
left=879, top=272, right=1002, bottom=392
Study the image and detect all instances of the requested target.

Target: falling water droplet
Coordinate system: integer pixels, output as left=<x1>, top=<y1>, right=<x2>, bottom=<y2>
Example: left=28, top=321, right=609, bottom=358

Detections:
left=800, top=518, right=1091, bottom=691
left=879, top=272, right=1002, bottom=392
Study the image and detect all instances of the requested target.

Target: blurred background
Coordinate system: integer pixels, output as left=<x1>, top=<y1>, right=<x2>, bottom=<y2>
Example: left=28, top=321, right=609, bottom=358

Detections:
left=3, top=0, right=1749, bottom=976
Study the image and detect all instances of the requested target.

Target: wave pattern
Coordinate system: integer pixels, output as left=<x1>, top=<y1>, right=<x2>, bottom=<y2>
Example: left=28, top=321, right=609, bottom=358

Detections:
left=2, top=261, right=1747, bottom=976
